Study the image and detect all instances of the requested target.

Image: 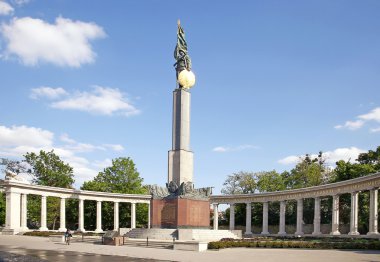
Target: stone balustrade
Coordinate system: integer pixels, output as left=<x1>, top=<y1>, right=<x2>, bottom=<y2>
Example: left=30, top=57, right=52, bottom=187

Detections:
left=210, top=172, right=380, bottom=237
left=1, top=180, right=151, bottom=234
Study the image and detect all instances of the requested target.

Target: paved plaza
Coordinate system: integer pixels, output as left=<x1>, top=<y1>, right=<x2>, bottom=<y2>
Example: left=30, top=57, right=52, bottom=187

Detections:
left=0, top=235, right=379, bottom=262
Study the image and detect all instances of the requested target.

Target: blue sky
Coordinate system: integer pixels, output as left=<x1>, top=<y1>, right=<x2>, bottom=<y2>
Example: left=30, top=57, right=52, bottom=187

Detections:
left=0, top=0, right=379, bottom=194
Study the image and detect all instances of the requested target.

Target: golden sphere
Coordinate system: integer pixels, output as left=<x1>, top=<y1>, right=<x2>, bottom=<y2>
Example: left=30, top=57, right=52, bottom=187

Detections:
left=178, top=70, right=196, bottom=89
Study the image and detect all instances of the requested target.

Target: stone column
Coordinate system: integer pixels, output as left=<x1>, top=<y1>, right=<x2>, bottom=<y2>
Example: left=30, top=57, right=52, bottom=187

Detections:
left=168, top=88, right=194, bottom=185
left=39, top=195, right=48, bottom=231
left=330, top=195, right=340, bottom=235
left=58, top=197, right=66, bottom=232
left=295, top=199, right=304, bottom=236
left=131, top=202, right=136, bottom=229
left=114, top=201, right=119, bottom=231
left=147, top=202, right=151, bottom=229
left=278, top=201, right=286, bottom=235
left=245, top=202, right=252, bottom=235
left=367, top=188, right=379, bottom=235
left=78, top=198, right=85, bottom=232
left=312, top=197, right=322, bottom=235
left=95, top=201, right=103, bottom=233
left=20, top=194, right=28, bottom=231
left=5, top=191, right=21, bottom=232
left=213, top=203, right=219, bottom=230
left=229, top=203, right=235, bottom=230
left=349, top=192, right=360, bottom=235
left=261, top=202, right=269, bottom=235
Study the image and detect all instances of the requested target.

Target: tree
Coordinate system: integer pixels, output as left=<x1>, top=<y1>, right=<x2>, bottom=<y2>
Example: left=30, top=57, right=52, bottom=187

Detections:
left=221, top=171, right=257, bottom=195
left=256, top=171, right=286, bottom=192
left=81, top=157, right=148, bottom=230
left=24, top=150, right=74, bottom=230
left=25, top=150, right=74, bottom=188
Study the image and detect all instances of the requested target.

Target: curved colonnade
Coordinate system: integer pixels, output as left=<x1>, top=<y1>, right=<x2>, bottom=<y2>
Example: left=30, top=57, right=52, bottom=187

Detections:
left=210, top=172, right=380, bottom=236
left=1, top=181, right=151, bottom=234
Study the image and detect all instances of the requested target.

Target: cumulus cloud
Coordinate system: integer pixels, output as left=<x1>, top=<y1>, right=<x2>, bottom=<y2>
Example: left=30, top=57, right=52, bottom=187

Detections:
left=335, top=107, right=380, bottom=131
left=213, top=144, right=258, bottom=153
left=1, top=16, right=106, bottom=67
left=30, top=86, right=67, bottom=99
left=0, top=124, right=124, bottom=187
left=12, top=0, right=30, bottom=6
left=278, top=147, right=366, bottom=166
left=103, top=144, right=124, bottom=151
left=0, top=1, right=13, bottom=16
left=47, top=86, right=139, bottom=116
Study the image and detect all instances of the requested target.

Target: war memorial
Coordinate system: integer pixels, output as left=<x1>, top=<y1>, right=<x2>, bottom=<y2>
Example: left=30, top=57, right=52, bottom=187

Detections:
left=0, top=22, right=379, bottom=251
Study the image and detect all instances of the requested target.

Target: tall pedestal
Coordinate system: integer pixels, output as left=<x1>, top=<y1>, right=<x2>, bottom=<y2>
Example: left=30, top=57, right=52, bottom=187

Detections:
left=151, top=198, right=210, bottom=228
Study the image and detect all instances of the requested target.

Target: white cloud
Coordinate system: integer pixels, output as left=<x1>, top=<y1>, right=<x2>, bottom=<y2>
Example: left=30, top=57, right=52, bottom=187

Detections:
left=0, top=125, right=53, bottom=148
left=1, top=16, right=105, bottom=67
left=103, top=144, right=124, bottom=151
left=370, top=127, right=380, bottom=133
left=278, top=147, right=366, bottom=166
left=30, top=86, right=67, bottom=99
left=0, top=1, right=14, bottom=16
left=12, top=0, right=30, bottom=6
left=358, top=107, right=380, bottom=122
left=213, top=144, right=258, bottom=153
left=0, top=124, right=124, bottom=188
left=50, top=86, right=140, bottom=116
left=335, top=107, right=380, bottom=131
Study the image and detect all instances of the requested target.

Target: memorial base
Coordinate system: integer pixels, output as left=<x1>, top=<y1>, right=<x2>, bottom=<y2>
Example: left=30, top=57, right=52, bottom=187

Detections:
left=151, top=197, right=210, bottom=228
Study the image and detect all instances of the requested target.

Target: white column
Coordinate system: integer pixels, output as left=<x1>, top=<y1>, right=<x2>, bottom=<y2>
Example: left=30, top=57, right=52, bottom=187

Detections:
left=312, top=197, right=322, bottom=235
left=330, top=195, right=340, bottom=235
left=245, top=202, right=252, bottom=235
left=5, top=189, right=20, bottom=233
left=114, top=201, right=119, bottom=231
left=39, top=195, right=48, bottom=231
left=213, top=203, right=219, bottom=230
left=349, top=192, right=360, bottom=235
left=78, top=198, right=85, bottom=232
left=58, top=197, right=66, bottom=232
left=95, top=201, right=103, bottom=233
left=5, top=191, right=21, bottom=232
left=131, top=202, right=136, bottom=229
left=229, top=203, right=235, bottom=230
left=295, top=199, right=304, bottom=235
left=367, top=188, right=379, bottom=235
left=20, top=194, right=28, bottom=231
left=148, top=202, right=151, bottom=229
left=278, top=201, right=286, bottom=235
left=261, top=202, right=269, bottom=235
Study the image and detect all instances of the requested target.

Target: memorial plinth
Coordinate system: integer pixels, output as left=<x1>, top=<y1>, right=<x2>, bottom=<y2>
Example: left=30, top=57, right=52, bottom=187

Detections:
left=151, top=198, right=210, bottom=228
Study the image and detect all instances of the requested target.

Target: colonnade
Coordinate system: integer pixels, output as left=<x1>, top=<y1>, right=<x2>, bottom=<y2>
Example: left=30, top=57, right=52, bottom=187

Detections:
left=212, top=188, right=379, bottom=236
left=2, top=181, right=152, bottom=234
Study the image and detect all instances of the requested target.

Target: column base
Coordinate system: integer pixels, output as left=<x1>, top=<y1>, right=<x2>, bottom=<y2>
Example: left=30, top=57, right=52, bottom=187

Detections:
left=348, top=231, right=360, bottom=236
left=58, top=228, right=67, bottom=232
left=261, top=231, right=270, bottom=235
left=294, top=232, right=304, bottom=236
left=312, top=231, right=322, bottom=236
left=20, top=227, right=29, bottom=232
left=95, top=229, right=104, bottom=233
left=278, top=232, right=287, bottom=236
left=39, top=227, right=48, bottom=231
left=330, top=231, right=341, bottom=236
left=367, top=232, right=379, bottom=236
left=244, top=231, right=252, bottom=236
left=78, top=228, right=86, bottom=232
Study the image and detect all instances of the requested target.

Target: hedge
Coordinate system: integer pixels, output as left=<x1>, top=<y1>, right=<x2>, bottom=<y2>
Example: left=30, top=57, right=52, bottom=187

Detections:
left=208, top=240, right=380, bottom=250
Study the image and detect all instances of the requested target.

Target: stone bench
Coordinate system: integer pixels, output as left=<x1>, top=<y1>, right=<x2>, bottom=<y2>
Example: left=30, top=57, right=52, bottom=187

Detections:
left=173, top=241, right=208, bottom=252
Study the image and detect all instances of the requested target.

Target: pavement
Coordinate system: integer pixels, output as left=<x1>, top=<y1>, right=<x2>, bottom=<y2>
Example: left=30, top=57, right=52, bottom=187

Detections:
left=0, top=235, right=380, bottom=262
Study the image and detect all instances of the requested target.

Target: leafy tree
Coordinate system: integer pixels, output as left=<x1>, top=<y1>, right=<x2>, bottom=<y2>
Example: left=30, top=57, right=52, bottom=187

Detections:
left=221, top=171, right=257, bottom=194
left=24, top=150, right=74, bottom=230
left=257, top=171, right=286, bottom=192
left=81, top=157, right=148, bottom=230
left=25, top=150, right=74, bottom=188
